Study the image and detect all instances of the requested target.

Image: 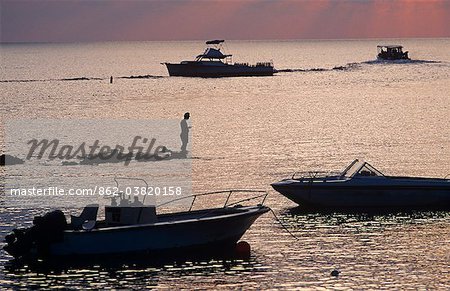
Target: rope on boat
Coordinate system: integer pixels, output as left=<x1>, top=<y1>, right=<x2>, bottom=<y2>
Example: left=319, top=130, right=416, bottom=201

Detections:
left=268, top=208, right=300, bottom=241
left=268, top=208, right=341, bottom=277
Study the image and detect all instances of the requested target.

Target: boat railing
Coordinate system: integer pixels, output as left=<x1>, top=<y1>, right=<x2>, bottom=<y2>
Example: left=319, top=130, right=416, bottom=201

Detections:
left=256, top=61, right=273, bottom=67
left=235, top=62, right=250, bottom=66
left=157, top=189, right=268, bottom=211
left=234, top=61, right=273, bottom=68
left=113, top=177, right=268, bottom=211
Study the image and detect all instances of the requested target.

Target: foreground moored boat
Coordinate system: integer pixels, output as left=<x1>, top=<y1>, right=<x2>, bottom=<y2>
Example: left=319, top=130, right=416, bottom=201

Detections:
left=4, top=189, right=269, bottom=261
left=272, top=159, right=450, bottom=209
left=163, top=40, right=274, bottom=77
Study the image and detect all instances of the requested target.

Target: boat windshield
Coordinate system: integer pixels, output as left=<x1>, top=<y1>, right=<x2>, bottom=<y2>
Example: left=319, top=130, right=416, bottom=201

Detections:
left=341, top=159, right=385, bottom=178
left=195, top=47, right=232, bottom=63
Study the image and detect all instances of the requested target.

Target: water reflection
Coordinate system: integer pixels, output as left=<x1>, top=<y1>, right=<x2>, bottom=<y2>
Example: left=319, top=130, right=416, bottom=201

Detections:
left=1, top=38, right=450, bottom=288
left=282, top=207, right=450, bottom=232
left=2, top=255, right=262, bottom=289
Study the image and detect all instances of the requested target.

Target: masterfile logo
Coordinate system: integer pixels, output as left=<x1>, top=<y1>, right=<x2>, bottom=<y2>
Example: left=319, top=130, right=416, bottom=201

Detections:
left=5, top=119, right=192, bottom=208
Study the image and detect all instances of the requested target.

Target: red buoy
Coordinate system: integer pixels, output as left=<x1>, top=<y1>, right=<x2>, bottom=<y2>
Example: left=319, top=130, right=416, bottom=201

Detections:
left=235, top=241, right=251, bottom=259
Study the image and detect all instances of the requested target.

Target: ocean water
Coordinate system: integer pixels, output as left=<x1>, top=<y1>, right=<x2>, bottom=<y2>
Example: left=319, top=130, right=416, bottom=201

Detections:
left=1, top=39, right=450, bottom=289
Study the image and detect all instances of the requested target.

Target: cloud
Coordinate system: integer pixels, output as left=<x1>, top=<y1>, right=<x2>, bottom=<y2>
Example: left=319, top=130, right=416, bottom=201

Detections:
left=1, top=0, right=449, bottom=42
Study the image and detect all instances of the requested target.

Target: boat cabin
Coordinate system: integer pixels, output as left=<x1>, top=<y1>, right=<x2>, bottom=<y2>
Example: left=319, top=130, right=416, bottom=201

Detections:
left=377, top=45, right=409, bottom=60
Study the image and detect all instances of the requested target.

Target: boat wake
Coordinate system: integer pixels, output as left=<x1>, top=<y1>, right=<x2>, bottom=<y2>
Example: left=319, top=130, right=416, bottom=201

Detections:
left=332, top=63, right=360, bottom=71
left=361, top=59, right=443, bottom=65
left=275, top=59, right=445, bottom=74
left=0, top=76, right=103, bottom=83
left=120, top=74, right=165, bottom=79
left=275, top=62, right=360, bottom=73
left=275, top=68, right=328, bottom=73
left=0, top=74, right=166, bottom=83
left=60, top=77, right=103, bottom=81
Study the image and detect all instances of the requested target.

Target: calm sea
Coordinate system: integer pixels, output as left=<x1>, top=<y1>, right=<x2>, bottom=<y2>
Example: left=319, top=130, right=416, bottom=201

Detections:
left=1, top=39, right=449, bottom=289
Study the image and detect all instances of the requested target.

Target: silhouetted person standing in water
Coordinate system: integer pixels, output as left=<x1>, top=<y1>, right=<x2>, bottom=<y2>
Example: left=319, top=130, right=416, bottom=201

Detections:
left=180, top=112, right=190, bottom=152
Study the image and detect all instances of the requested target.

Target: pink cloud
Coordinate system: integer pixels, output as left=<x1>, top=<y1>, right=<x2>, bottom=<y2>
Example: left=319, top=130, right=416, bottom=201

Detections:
left=1, top=0, right=449, bottom=42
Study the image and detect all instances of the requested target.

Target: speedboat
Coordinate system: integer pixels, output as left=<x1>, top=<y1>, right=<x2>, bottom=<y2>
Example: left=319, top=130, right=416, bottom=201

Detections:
left=377, top=45, right=410, bottom=60
left=3, top=186, right=269, bottom=261
left=163, top=40, right=274, bottom=77
left=271, top=159, right=450, bottom=209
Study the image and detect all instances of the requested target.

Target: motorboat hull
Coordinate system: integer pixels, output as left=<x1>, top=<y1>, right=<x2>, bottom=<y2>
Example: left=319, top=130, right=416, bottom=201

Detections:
left=27, top=206, right=269, bottom=259
left=377, top=54, right=410, bottom=61
left=165, top=62, right=274, bottom=77
left=272, top=178, right=450, bottom=209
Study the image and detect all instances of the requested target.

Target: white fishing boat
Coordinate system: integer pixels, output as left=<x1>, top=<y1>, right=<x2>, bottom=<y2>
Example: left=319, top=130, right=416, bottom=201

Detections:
left=163, top=40, right=274, bottom=77
left=4, top=186, right=269, bottom=261
left=271, top=159, right=450, bottom=209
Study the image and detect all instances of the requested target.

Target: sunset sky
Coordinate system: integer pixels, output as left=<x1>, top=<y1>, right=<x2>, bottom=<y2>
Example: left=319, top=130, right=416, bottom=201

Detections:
left=1, top=0, right=449, bottom=43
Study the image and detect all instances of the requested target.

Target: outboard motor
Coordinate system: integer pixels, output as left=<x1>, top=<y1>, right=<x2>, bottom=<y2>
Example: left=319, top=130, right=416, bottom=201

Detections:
left=3, top=210, right=67, bottom=259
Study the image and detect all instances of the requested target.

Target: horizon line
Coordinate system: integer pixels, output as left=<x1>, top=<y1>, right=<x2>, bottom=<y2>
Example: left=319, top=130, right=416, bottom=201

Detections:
left=2, top=36, right=450, bottom=45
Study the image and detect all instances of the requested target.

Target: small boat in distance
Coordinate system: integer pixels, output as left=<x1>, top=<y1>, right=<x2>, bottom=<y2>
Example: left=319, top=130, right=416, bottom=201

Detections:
left=271, top=159, right=450, bottom=210
left=3, top=186, right=269, bottom=262
left=163, top=40, right=274, bottom=77
left=377, top=45, right=410, bottom=60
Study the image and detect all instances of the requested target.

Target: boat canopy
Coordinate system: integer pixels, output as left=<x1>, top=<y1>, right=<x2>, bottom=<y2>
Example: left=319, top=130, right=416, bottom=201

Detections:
left=341, top=159, right=385, bottom=178
left=206, top=39, right=225, bottom=45
left=196, top=48, right=231, bottom=60
left=377, top=45, right=403, bottom=49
